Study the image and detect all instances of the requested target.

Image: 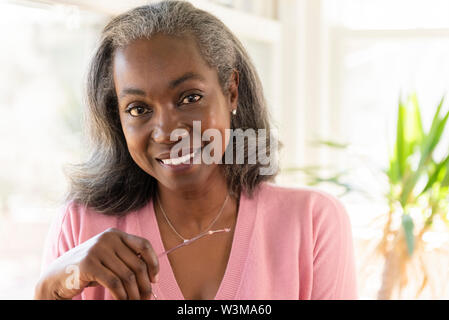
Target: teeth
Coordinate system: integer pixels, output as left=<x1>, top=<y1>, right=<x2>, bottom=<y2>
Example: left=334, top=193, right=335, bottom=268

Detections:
left=161, top=151, right=196, bottom=165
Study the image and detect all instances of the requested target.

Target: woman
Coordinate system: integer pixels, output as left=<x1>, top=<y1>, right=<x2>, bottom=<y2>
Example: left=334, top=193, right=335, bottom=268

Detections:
left=35, top=0, right=357, bottom=300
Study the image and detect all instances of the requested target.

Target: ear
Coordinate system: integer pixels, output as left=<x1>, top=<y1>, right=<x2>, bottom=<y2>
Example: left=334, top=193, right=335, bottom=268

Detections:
left=227, top=69, right=239, bottom=112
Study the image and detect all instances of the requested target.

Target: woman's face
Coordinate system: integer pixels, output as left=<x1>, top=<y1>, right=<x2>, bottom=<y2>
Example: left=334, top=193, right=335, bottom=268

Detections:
left=113, top=34, right=238, bottom=191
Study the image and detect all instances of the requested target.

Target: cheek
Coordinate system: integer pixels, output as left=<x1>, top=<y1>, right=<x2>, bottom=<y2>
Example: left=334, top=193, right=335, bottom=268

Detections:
left=202, top=110, right=231, bottom=154
left=121, top=122, right=150, bottom=162
left=203, top=96, right=231, bottom=129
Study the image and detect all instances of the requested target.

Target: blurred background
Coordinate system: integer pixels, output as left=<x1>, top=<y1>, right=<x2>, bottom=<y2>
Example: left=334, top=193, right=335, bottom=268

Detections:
left=1, top=0, right=449, bottom=299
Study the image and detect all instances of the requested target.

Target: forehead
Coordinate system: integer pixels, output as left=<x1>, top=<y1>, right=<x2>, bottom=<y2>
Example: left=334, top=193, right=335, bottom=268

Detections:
left=112, top=34, right=214, bottom=93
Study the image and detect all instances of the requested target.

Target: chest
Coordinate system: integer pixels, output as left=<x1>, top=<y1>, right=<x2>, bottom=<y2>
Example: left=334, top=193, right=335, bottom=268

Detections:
left=158, top=218, right=236, bottom=300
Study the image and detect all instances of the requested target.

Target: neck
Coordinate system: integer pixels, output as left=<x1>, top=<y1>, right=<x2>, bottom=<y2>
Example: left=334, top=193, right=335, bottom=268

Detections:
left=155, top=169, right=238, bottom=236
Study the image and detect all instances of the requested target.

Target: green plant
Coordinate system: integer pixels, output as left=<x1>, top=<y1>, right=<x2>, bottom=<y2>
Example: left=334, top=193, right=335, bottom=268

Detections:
left=283, top=93, right=449, bottom=299
left=282, top=138, right=360, bottom=196
left=377, top=93, right=449, bottom=299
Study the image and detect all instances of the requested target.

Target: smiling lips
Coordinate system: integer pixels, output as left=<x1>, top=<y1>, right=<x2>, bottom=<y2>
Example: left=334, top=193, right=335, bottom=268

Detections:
left=156, top=147, right=201, bottom=166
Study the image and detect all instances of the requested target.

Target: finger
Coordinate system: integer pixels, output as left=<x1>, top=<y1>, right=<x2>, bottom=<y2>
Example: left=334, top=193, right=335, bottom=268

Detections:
left=120, top=233, right=160, bottom=283
left=100, top=254, right=141, bottom=300
left=87, top=261, right=128, bottom=300
left=86, top=281, right=99, bottom=287
left=115, top=248, right=153, bottom=300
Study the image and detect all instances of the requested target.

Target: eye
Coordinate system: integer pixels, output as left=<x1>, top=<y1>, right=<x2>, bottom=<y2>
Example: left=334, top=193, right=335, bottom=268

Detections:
left=180, top=94, right=202, bottom=105
left=126, top=105, right=151, bottom=117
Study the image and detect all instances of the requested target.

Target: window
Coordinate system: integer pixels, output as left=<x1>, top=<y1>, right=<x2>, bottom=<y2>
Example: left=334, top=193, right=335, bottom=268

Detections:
left=323, top=0, right=449, bottom=299
left=0, top=1, right=108, bottom=299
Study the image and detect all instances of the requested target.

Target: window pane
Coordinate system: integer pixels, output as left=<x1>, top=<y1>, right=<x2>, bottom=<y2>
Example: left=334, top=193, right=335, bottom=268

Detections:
left=0, top=1, right=107, bottom=299
left=325, top=0, right=449, bottom=29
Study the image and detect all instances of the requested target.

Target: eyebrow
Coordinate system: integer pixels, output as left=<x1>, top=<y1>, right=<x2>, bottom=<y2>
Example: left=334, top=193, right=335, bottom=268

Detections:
left=118, top=72, right=205, bottom=99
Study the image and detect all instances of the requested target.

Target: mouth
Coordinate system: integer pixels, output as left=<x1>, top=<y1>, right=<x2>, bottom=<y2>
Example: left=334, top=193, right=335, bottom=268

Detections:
left=155, top=147, right=202, bottom=167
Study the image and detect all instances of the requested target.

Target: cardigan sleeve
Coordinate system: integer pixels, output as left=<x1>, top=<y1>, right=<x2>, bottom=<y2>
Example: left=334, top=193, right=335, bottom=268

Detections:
left=310, top=192, right=358, bottom=299
left=39, top=201, right=82, bottom=300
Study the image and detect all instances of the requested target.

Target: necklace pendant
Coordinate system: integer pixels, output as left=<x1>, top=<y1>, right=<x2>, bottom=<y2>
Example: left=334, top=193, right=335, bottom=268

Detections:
left=183, top=239, right=189, bottom=243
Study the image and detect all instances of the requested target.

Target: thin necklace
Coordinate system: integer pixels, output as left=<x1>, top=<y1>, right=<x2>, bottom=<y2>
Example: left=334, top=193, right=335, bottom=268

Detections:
left=156, top=193, right=230, bottom=244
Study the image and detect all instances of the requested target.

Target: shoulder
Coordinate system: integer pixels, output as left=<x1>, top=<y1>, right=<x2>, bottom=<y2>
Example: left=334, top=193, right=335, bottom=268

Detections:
left=60, top=200, right=111, bottom=227
left=53, top=200, right=122, bottom=246
left=253, top=182, right=351, bottom=229
left=254, top=182, right=347, bottom=213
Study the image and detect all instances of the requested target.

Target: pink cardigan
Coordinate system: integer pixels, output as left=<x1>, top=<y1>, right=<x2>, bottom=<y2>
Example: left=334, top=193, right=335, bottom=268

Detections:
left=40, top=182, right=358, bottom=300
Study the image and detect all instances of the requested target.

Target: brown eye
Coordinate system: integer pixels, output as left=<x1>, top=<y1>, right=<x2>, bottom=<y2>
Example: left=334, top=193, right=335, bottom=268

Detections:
left=127, top=106, right=150, bottom=117
left=181, top=94, right=202, bottom=105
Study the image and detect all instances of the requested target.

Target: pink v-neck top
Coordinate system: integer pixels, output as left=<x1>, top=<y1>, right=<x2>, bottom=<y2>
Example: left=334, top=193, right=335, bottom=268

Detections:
left=40, top=182, right=358, bottom=300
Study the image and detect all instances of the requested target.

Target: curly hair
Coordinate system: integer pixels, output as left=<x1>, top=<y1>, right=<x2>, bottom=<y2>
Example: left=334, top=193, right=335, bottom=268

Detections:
left=63, top=0, right=280, bottom=216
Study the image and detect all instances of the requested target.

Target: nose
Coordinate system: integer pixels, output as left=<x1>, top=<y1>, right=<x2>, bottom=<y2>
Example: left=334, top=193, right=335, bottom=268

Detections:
left=151, top=108, right=190, bottom=144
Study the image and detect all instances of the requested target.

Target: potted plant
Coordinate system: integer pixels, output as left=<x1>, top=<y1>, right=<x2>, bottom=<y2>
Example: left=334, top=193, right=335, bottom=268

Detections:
left=283, top=93, right=449, bottom=299
left=377, top=93, right=449, bottom=299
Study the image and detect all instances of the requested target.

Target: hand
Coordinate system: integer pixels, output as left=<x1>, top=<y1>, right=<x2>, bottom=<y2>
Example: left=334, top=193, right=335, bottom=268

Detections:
left=35, top=228, right=159, bottom=300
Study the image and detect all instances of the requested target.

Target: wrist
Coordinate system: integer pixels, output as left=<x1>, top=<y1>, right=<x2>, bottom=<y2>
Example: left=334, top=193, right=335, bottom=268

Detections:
left=34, top=277, right=51, bottom=300
left=34, top=275, right=64, bottom=300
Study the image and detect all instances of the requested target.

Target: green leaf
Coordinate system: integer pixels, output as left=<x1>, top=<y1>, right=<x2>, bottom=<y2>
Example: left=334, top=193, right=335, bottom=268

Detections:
left=402, top=214, right=415, bottom=256
left=390, top=94, right=425, bottom=188
left=396, top=98, right=407, bottom=179
left=409, top=93, right=425, bottom=145
left=441, top=160, right=449, bottom=188
left=387, top=154, right=400, bottom=184
left=419, top=154, right=449, bottom=196
left=400, top=96, right=449, bottom=206
left=419, top=97, right=446, bottom=159
left=309, top=139, right=349, bottom=149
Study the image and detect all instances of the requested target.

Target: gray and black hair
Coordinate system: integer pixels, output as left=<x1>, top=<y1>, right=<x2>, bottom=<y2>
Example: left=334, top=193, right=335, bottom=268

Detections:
left=63, top=0, right=280, bottom=216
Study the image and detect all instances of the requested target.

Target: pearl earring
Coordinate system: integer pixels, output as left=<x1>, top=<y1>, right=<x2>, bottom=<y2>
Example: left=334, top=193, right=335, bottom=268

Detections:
left=232, top=109, right=237, bottom=115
